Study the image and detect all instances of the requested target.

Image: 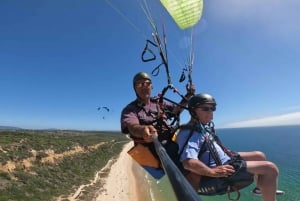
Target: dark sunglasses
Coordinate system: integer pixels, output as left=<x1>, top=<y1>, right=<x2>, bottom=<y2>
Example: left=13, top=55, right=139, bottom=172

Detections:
left=197, top=106, right=216, bottom=112
left=135, top=81, right=152, bottom=88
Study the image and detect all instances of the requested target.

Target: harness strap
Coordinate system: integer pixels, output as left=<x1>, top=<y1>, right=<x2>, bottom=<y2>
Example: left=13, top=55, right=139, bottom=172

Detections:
left=204, top=135, right=222, bottom=166
left=211, top=128, right=237, bottom=157
left=227, top=188, right=240, bottom=201
left=199, top=124, right=243, bottom=200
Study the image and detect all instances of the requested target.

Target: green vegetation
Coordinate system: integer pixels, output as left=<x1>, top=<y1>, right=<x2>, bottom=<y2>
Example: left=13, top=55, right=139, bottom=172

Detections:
left=0, top=130, right=129, bottom=201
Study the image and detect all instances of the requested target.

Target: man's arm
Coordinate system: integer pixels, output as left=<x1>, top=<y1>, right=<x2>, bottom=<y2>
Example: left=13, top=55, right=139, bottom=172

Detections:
left=126, top=123, right=157, bottom=143
left=172, top=85, right=195, bottom=115
left=183, top=158, right=235, bottom=178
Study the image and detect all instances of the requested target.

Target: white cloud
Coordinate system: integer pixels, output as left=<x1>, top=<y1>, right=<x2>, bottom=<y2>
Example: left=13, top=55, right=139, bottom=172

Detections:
left=222, top=111, right=300, bottom=128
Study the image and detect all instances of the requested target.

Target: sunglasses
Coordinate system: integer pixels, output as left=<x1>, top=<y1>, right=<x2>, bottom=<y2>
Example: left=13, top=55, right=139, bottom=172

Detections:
left=197, top=106, right=216, bottom=112
left=135, top=81, right=152, bottom=88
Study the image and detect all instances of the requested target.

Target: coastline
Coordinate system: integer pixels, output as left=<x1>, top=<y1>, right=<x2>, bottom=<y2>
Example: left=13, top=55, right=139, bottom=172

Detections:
left=95, top=141, right=154, bottom=201
left=95, top=141, right=137, bottom=201
left=58, top=126, right=300, bottom=201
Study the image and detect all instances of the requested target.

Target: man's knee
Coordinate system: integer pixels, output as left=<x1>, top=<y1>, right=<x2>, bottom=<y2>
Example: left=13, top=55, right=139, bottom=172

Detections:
left=253, top=151, right=266, bottom=160
left=266, top=161, right=279, bottom=176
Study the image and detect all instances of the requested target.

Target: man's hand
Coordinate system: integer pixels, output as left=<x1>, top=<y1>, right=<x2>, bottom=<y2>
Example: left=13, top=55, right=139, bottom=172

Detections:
left=186, top=84, right=196, bottom=96
left=142, top=125, right=157, bottom=143
left=210, top=165, right=235, bottom=178
left=127, top=124, right=157, bottom=142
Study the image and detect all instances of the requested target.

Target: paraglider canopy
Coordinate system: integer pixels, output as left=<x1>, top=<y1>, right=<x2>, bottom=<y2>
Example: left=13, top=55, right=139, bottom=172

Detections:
left=98, top=106, right=110, bottom=112
left=160, top=0, right=203, bottom=30
left=97, top=106, right=111, bottom=119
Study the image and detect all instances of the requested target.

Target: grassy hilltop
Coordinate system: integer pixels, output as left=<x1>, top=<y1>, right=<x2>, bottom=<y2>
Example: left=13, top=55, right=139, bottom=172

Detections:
left=0, top=130, right=129, bottom=201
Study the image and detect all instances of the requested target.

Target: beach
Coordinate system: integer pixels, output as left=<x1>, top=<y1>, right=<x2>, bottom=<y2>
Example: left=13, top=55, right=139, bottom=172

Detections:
left=95, top=141, right=156, bottom=201
left=56, top=140, right=157, bottom=201
left=95, top=141, right=138, bottom=201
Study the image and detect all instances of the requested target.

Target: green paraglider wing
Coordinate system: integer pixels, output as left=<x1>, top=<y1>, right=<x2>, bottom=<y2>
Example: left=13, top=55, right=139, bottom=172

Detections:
left=160, top=0, right=203, bottom=30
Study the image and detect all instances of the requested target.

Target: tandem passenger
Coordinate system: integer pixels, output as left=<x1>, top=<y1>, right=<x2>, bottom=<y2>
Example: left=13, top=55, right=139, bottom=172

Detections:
left=175, top=93, right=284, bottom=201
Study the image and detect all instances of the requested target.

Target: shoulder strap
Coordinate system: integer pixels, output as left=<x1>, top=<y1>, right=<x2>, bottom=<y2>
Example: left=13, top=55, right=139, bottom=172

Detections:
left=197, top=140, right=207, bottom=158
left=193, top=124, right=222, bottom=165
left=204, top=135, right=222, bottom=165
left=211, top=130, right=236, bottom=157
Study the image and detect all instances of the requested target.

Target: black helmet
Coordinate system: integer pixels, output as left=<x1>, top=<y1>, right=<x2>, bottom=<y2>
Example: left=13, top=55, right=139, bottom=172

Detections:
left=133, top=72, right=151, bottom=86
left=188, top=93, right=216, bottom=110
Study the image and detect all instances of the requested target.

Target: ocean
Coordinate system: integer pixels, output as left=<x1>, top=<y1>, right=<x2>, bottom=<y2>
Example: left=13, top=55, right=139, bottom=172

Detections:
left=142, top=125, right=300, bottom=201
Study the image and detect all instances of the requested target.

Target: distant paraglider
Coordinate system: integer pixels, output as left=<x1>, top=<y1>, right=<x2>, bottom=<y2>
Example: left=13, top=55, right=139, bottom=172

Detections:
left=97, top=106, right=111, bottom=119
left=97, top=106, right=110, bottom=112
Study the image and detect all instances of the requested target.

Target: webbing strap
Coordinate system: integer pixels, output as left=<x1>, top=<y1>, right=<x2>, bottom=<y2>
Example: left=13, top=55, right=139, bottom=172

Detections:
left=227, top=188, right=240, bottom=201
left=204, top=135, right=222, bottom=166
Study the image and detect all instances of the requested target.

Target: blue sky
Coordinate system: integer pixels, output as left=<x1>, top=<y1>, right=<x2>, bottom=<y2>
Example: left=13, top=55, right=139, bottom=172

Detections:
left=1, top=0, right=300, bottom=131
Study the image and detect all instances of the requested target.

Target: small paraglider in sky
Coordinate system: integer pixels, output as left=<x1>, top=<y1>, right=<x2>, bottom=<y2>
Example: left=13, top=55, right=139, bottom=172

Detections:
left=97, top=106, right=110, bottom=112
left=97, top=106, right=111, bottom=119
